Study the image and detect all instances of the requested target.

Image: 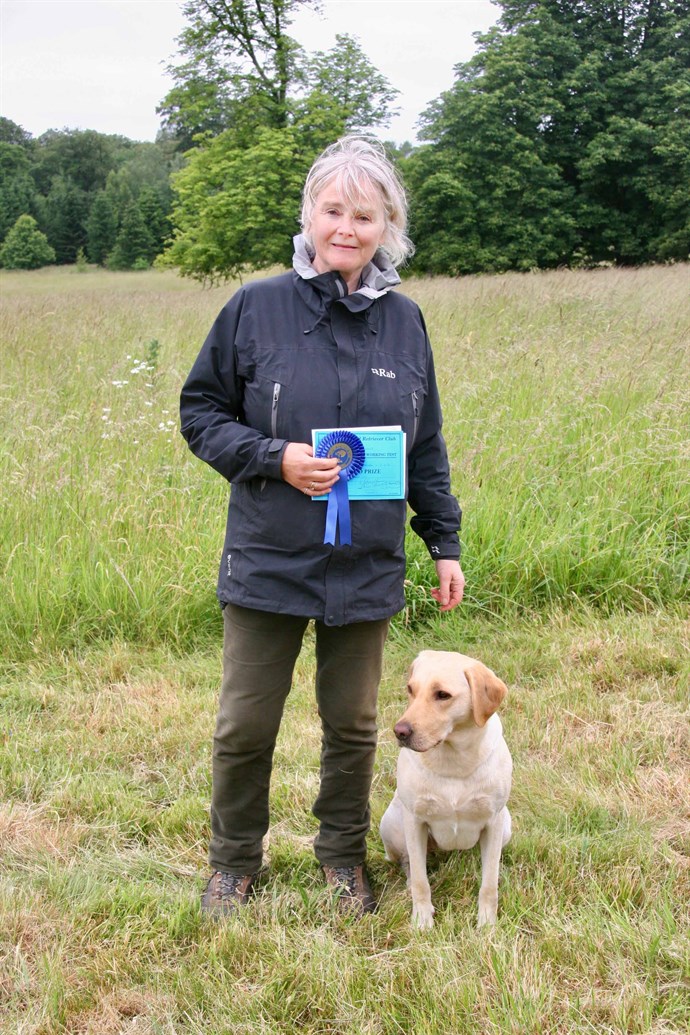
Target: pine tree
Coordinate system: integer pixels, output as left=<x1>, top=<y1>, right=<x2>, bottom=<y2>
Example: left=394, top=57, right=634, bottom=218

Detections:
left=136, top=186, right=170, bottom=259
left=0, top=214, right=55, bottom=269
left=0, top=143, right=39, bottom=241
left=108, top=200, right=154, bottom=269
left=43, top=176, right=89, bottom=264
left=86, top=190, right=118, bottom=265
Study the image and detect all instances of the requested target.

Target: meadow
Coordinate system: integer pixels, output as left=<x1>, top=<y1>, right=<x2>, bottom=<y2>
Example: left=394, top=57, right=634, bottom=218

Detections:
left=1, top=263, right=688, bottom=1033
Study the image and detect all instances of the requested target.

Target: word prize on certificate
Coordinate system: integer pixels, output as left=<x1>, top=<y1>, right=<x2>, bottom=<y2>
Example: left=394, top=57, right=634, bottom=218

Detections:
left=311, top=426, right=406, bottom=501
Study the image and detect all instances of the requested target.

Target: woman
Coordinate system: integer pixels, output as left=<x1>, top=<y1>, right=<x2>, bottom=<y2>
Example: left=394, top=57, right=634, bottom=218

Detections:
left=180, top=136, right=464, bottom=917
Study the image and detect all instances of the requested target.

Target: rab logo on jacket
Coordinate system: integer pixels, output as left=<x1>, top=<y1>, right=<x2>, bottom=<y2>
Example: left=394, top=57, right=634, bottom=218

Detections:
left=371, top=367, right=396, bottom=379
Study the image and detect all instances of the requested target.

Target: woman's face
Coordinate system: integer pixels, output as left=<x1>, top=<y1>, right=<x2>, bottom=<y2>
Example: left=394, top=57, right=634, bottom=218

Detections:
left=309, top=179, right=386, bottom=291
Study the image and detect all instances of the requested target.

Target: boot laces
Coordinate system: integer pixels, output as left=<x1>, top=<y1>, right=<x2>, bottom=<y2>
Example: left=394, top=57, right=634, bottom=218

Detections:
left=331, top=865, right=358, bottom=893
left=217, top=873, right=247, bottom=896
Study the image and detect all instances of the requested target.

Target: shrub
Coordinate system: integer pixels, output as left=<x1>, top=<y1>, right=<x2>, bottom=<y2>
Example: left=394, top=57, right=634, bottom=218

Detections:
left=0, top=213, right=55, bottom=269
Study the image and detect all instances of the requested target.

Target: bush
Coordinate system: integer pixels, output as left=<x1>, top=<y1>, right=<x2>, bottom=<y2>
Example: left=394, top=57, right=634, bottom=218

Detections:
left=0, top=213, right=55, bottom=269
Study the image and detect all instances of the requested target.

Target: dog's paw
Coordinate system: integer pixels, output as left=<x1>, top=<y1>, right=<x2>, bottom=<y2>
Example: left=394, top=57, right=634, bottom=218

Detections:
left=477, top=905, right=497, bottom=928
left=412, top=902, right=435, bottom=930
left=477, top=887, right=498, bottom=927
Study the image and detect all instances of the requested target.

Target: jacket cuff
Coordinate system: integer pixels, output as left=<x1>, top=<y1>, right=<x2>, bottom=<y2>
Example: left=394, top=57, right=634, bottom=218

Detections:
left=259, top=438, right=288, bottom=478
left=426, top=540, right=461, bottom=562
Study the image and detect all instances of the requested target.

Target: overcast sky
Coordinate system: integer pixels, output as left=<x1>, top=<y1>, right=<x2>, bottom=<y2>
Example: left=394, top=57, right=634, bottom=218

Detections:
left=1, top=0, right=498, bottom=144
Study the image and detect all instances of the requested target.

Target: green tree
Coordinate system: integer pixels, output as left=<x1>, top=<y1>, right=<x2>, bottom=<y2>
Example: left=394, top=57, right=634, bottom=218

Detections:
left=0, top=142, right=39, bottom=241
left=100, top=141, right=179, bottom=260
left=158, top=0, right=320, bottom=147
left=0, top=214, right=55, bottom=269
left=157, top=71, right=238, bottom=153
left=573, top=4, right=690, bottom=262
left=162, top=125, right=307, bottom=280
left=305, top=34, right=400, bottom=131
left=104, top=140, right=180, bottom=213
left=137, top=185, right=171, bottom=256
left=32, top=128, right=129, bottom=195
left=108, top=200, right=155, bottom=270
left=86, top=190, right=118, bottom=265
left=408, top=0, right=690, bottom=273
left=408, top=12, right=578, bottom=274
left=43, top=176, right=89, bottom=264
left=0, top=116, right=33, bottom=148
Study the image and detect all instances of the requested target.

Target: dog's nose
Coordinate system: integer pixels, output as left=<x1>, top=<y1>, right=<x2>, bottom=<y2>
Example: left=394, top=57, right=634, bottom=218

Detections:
left=394, top=721, right=413, bottom=743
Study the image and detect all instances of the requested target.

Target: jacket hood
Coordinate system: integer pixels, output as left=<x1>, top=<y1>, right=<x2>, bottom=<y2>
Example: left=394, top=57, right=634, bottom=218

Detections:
left=292, top=233, right=401, bottom=300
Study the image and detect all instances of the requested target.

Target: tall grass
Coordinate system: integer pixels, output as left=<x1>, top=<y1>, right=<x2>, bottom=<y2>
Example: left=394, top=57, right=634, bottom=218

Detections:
left=408, top=265, right=689, bottom=616
left=2, top=264, right=688, bottom=655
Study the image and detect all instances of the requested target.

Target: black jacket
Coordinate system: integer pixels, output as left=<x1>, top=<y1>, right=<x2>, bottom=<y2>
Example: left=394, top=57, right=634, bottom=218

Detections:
left=180, top=246, right=461, bottom=626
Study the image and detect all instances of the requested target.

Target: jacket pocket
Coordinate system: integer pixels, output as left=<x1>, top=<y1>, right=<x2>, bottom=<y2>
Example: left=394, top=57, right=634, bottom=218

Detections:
left=242, top=371, right=291, bottom=439
left=270, top=381, right=282, bottom=438
left=401, top=382, right=427, bottom=450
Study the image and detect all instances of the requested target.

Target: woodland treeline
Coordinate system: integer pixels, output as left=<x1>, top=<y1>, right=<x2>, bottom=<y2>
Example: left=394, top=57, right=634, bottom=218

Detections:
left=1, top=0, right=688, bottom=275
left=0, top=120, right=179, bottom=270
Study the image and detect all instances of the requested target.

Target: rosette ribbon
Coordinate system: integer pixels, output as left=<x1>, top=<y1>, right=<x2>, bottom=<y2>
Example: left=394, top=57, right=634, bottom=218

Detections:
left=315, top=431, right=365, bottom=546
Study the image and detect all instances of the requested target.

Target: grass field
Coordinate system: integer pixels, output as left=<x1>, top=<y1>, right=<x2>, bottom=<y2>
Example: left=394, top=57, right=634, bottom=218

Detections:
left=1, top=263, right=689, bottom=1033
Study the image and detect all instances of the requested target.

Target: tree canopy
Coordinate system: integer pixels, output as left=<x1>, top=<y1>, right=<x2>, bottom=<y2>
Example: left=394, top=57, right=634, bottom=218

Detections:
left=0, top=119, right=179, bottom=269
left=158, top=0, right=322, bottom=147
left=406, top=0, right=690, bottom=274
left=161, top=125, right=307, bottom=279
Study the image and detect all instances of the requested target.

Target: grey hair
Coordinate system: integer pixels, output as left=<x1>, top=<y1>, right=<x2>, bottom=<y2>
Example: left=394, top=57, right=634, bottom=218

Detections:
left=301, top=135, right=414, bottom=267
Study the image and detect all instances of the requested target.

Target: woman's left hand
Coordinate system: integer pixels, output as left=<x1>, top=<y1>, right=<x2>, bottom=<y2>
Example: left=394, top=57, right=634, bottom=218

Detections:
left=431, top=559, right=465, bottom=612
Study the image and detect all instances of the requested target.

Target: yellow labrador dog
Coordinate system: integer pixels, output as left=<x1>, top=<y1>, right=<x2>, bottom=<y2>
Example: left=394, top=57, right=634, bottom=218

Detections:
left=379, top=650, right=512, bottom=929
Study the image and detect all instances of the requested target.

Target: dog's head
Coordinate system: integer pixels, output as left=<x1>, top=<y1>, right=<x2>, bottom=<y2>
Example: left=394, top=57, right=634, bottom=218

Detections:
left=393, top=650, right=507, bottom=752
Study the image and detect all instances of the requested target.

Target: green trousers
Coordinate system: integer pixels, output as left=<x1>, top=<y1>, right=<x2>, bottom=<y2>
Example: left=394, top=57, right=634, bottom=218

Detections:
left=210, top=603, right=390, bottom=875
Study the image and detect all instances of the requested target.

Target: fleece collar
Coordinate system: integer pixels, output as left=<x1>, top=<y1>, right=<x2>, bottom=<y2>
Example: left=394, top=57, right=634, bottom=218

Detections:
left=292, top=233, right=401, bottom=301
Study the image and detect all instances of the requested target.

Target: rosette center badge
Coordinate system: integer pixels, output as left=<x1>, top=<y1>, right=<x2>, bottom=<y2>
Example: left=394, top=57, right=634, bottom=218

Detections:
left=326, top=442, right=354, bottom=468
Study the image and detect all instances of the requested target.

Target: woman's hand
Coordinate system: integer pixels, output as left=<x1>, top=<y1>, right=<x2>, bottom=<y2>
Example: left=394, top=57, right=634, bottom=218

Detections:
left=281, top=442, right=341, bottom=496
left=431, top=559, right=465, bottom=612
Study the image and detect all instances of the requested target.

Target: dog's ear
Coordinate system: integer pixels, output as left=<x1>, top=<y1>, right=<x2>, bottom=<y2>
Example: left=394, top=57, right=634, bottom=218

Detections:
left=464, top=663, right=507, bottom=727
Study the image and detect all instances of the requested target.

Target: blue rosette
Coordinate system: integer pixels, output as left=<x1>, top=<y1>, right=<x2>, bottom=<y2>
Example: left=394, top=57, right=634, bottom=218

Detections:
left=315, top=431, right=365, bottom=546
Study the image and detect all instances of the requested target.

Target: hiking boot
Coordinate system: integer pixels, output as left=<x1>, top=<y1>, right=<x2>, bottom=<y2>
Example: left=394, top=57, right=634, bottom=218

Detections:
left=200, top=870, right=257, bottom=917
left=322, top=864, right=377, bottom=916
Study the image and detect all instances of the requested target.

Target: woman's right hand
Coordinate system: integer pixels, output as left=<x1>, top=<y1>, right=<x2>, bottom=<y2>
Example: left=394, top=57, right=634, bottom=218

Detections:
left=281, top=442, right=340, bottom=496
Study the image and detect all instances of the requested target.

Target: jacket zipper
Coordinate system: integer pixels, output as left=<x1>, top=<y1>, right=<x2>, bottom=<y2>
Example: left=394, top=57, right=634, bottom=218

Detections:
left=412, top=390, right=420, bottom=446
left=271, top=382, right=281, bottom=438
left=259, top=382, right=282, bottom=492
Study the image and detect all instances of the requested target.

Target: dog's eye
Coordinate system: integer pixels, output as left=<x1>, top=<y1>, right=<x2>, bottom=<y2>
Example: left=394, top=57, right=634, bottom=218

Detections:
left=435, top=690, right=452, bottom=701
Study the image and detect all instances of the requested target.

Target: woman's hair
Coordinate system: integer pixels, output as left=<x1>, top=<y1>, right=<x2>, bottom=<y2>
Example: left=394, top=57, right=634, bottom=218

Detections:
left=301, top=135, right=414, bottom=266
